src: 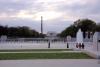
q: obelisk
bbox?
[41,16,43,37]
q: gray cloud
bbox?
[0,0,100,33]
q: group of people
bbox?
[76,43,85,49]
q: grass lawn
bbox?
[0,49,72,52]
[0,53,93,60]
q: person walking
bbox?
[82,43,84,49]
[67,43,69,48]
[48,41,50,48]
[76,43,78,48]
[79,43,81,49]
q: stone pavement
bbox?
[0,51,82,53]
[0,59,100,67]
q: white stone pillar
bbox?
[93,32,99,51]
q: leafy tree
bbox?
[74,19,96,38]
[7,27,19,37]
[60,25,78,37]
[60,19,96,38]
[0,25,4,36]
[0,25,40,38]
[0,25,8,36]
[96,23,100,32]
[74,19,96,32]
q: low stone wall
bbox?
[83,48,100,59]
[98,43,100,51]
[84,51,97,59]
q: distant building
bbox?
[45,31,58,39]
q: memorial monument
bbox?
[0,35,7,42]
[93,32,100,51]
[76,29,83,44]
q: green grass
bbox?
[0,49,72,52]
[0,53,93,60]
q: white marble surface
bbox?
[76,29,83,43]
[0,42,93,49]
[0,41,78,49]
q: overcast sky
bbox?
[0,0,100,33]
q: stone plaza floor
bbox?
[0,59,100,67]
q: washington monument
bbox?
[41,16,43,36]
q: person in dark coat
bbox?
[82,43,84,49]
[76,43,78,48]
[67,43,69,48]
[79,43,81,49]
[48,41,50,48]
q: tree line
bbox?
[59,19,100,38]
[0,26,40,38]
[0,19,100,38]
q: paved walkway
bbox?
[0,51,82,53]
[0,59,100,67]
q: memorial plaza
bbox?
[0,29,100,67]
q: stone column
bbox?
[93,32,99,51]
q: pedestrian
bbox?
[82,43,84,49]
[79,43,81,49]
[48,41,50,48]
[67,43,69,48]
[76,43,78,48]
